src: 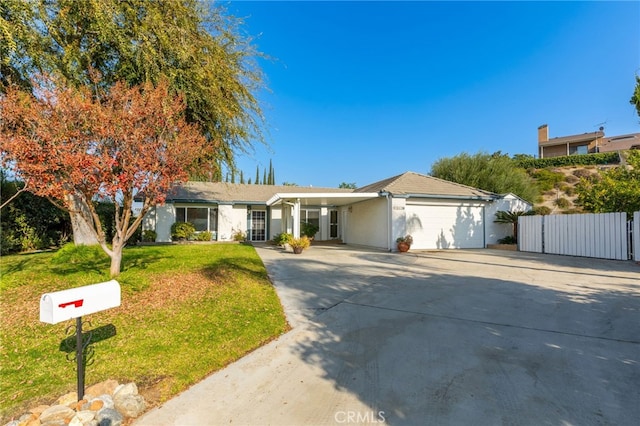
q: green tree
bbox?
[255,165,260,185]
[339,182,357,189]
[268,159,275,185]
[2,0,266,243]
[575,151,640,216]
[430,151,538,203]
[631,75,640,119]
[3,1,265,161]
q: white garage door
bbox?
[405,204,485,249]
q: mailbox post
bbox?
[40,280,121,399]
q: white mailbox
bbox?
[40,280,121,324]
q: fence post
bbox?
[634,212,640,262]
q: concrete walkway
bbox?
[135,245,640,425]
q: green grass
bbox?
[0,243,289,420]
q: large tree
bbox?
[631,75,640,119]
[1,0,265,242]
[0,77,206,276]
[430,152,539,203]
[576,151,640,216]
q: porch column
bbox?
[292,198,301,238]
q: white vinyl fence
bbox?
[635,212,640,262]
[519,212,636,261]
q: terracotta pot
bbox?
[293,247,304,254]
[397,242,410,252]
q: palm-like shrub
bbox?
[493,210,533,243]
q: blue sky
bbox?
[226,1,640,188]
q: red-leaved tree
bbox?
[0,76,207,276]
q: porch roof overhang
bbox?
[266,192,380,207]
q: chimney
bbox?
[538,124,548,142]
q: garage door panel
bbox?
[406,205,484,249]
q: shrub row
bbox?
[514,152,620,169]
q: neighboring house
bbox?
[537,124,640,158]
[598,133,640,153]
[142,171,531,251]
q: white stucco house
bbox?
[141,171,531,251]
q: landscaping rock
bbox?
[40,421,65,426]
[114,394,146,419]
[70,410,95,425]
[3,380,146,426]
[16,413,40,426]
[113,383,137,399]
[56,392,77,406]
[85,380,118,399]
[91,395,114,410]
[87,400,104,412]
[38,405,74,424]
[95,408,123,426]
[29,406,49,417]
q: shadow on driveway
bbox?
[135,245,640,425]
[259,245,640,424]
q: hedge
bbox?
[514,152,620,169]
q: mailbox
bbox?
[40,280,121,324]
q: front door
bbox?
[250,210,266,241]
[329,210,339,239]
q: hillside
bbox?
[530,164,620,214]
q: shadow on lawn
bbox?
[48,246,166,278]
[199,253,270,283]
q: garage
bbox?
[405,203,485,249]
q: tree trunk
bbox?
[68,195,99,245]
[109,245,123,278]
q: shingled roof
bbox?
[166,182,353,204]
[355,171,496,199]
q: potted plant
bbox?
[396,235,413,252]
[289,236,311,254]
[301,222,319,239]
[272,232,293,248]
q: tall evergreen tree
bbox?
[255,166,260,184]
[268,159,274,185]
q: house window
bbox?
[569,145,588,155]
[175,207,218,233]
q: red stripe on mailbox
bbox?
[59,299,84,308]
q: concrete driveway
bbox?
[135,245,640,425]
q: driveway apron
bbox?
[135,244,640,425]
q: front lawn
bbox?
[0,243,289,421]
